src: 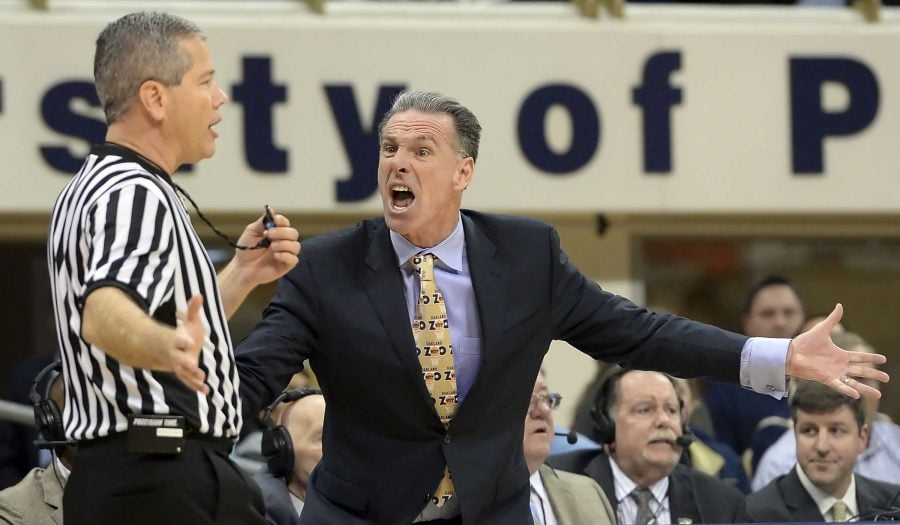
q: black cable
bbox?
[854,506,900,521]
[170,182,268,251]
[103,141,271,251]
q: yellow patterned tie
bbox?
[410,253,457,507]
[831,501,848,522]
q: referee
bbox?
[47,12,300,524]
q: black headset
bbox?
[28,360,70,451]
[590,366,691,447]
[260,387,323,480]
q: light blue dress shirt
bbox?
[390,218,482,403]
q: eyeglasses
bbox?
[530,392,562,410]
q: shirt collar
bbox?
[289,491,305,516]
[861,419,885,459]
[54,455,70,482]
[530,470,547,495]
[389,215,465,272]
[96,142,170,179]
[795,463,858,520]
[610,456,669,506]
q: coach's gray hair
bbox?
[378,91,482,162]
[94,12,203,124]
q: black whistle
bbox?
[260,205,275,248]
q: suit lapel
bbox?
[42,462,64,524]
[458,213,505,407]
[781,469,826,522]
[853,476,897,520]
[586,455,619,515]
[539,464,578,524]
[361,222,438,416]
[856,477,877,519]
[668,466,700,524]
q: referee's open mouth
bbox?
[209,118,221,138]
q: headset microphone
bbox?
[34,439,77,449]
[554,430,579,445]
[675,433,695,448]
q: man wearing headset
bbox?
[0,362,75,524]
[255,388,326,525]
[549,366,747,524]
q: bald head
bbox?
[281,394,326,500]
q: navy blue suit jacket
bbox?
[254,466,301,525]
[236,211,748,524]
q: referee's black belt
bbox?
[77,428,235,456]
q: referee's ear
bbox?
[137,80,167,123]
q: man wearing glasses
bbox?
[525,370,614,525]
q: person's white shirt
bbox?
[610,458,671,525]
[795,464,859,522]
[54,455,70,483]
[289,492,304,517]
[530,470,559,525]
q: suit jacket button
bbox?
[443,433,452,445]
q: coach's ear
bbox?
[454,156,474,192]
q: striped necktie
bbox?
[631,487,655,525]
[411,253,457,507]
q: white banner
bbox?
[1,4,899,213]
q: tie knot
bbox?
[631,487,653,506]
[631,487,655,525]
[410,253,436,281]
[831,501,848,522]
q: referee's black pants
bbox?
[63,432,266,525]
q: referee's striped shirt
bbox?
[47,143,242,440]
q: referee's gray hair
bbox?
[377,91,482,162]
[94,12,204,124]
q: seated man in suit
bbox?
[526,370,614,525]
[549,367,747,524]
[747,380,900,522]
[254,388,326,525]
[0,361,75,525]
[753,331,900,491]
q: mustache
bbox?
[648,430,678,444]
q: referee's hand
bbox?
[173,295,209,394]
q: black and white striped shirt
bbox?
[47,143,241,440]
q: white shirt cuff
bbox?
[740,337,791,399]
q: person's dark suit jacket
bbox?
[254,466,301,525]
[236,211,748,524]
[548,449,747,524]
[746,467,900,522]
